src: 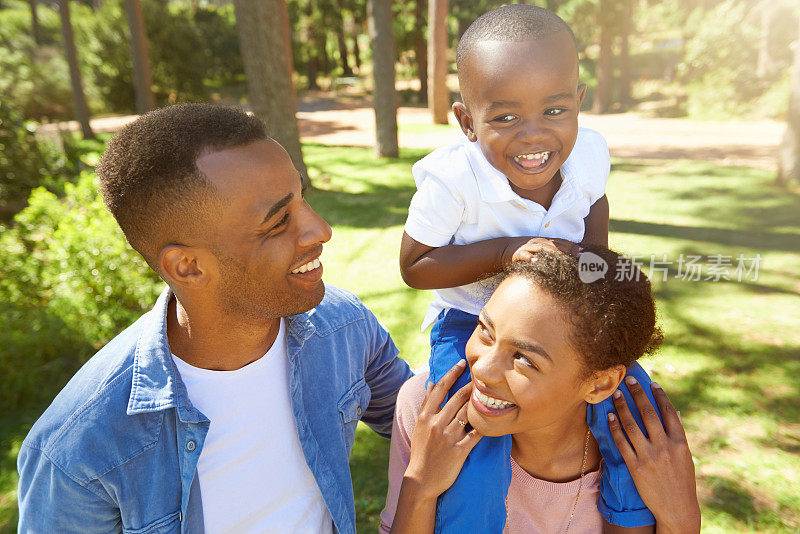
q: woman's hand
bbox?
[510,237,580,263]
[404,360,483,500]
[608,379,701,534]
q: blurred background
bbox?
[1,0,799,532]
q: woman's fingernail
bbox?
[613,390,622,399]
[608,413,616,422]
[626,376,637,385]
[457,359,467,367]
[652,382,661,389]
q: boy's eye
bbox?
[545,108,566,117]
[492,114,517,123]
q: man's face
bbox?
[457,33,585,201]
[196,139,332,322]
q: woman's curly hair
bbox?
[505,246,663,376]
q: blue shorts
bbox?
[428,309,658,532]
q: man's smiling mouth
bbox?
[290,257,321,274]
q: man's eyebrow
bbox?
[542,93,575,104]
[261,192,293,225]
[486,100,521,113]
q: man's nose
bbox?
[299,202,332,247]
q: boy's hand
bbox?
[607,380,701,534]
[508,237,580,263]
[403,361,483,501]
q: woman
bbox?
[381,247,701,533]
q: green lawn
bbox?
[1,143,799,532]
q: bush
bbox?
[0,173,162,411]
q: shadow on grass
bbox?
[349,426,391,532]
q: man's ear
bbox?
[576,83,587,110]
[584,364,626,405]
[159,245,215,290]
[452,101,477,142]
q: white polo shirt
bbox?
[405,127,610,330]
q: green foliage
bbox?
[0,173,162,412]
[0,102,82,215]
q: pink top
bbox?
[380,373,603,533]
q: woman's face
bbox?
[465,275,592,437]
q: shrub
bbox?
[0,173,162,411]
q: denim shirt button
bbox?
[186,440,196,452]
[356,407,362,416]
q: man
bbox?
[17,103,413,533]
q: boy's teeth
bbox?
[515,151,550,164]
[291,258,321,274]
[474,389,516,410]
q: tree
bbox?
[29,0,40,46]
[58,0,94,139]
[233,0,308,182]
[592,0,614,114]
[428,0,448,124]
[125,0,155,113]
[414,0,428,104]
[333,0,354,77]
[618,0,633,107]
[778,16,800,186]
[367,0,398,157]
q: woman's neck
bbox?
[510,401,601,483]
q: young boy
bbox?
[400,5,660,532]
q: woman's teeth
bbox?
[291,258,321,274]
[474,389,516,410]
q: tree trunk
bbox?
[367,0,398,157]
[333,0,353,77]
[125,0,155,113]
[778,16,800,186]
[618,0,632,107]
[756,1,776,80]
[304,0,320,90]
[233,0,308,183]
[592,0,614,114]
[29,0,40,45]
[428,0,448,124]
[58,0,94,139]
[414,0,427,104]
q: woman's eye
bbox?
[515,353,538,370]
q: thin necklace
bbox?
[505,427,591,534]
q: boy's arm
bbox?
[399,232,530,290]
[583,194,610,247]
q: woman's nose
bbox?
[470,348,506,386]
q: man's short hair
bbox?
[96,103,267,266]
[455,4,576,71]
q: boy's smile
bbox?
[453,32,585,208]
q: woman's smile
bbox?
[471,386,517,416]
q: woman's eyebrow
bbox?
[479,311,495,330]
[511,340,552,362]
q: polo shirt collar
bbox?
[463,139,519,204]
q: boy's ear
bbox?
[576,83,587,109]
[583,364,625,405]
[452,102,477,142]
[159,245,216,290]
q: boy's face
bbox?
[454,33,585,202]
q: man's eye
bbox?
[545,108,566,117]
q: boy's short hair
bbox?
[455,4,576,71]
[96,103,267,266]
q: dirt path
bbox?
[40,97,784,170]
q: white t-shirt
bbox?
[404,128,610,329]
[171,319,334,534]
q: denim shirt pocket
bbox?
[337,378,372,452]
[123,510,181,534]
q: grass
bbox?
[1,143,799,532]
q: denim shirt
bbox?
[18,285,413,534]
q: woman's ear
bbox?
[584,364,626,404]
[452,101,477,142]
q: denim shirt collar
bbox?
[126,286,317,422]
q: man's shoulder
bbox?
[20,312,160,482]
[305,284,374,335]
